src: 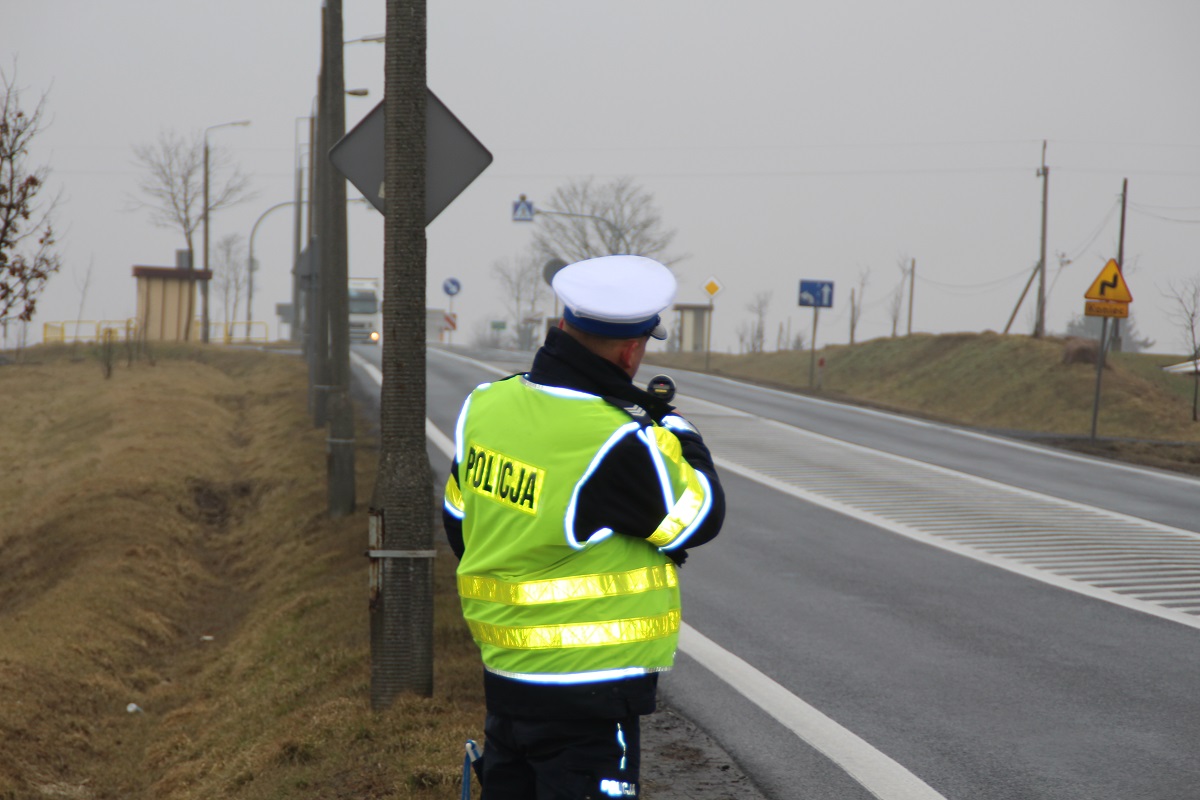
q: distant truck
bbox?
[348,277,382,344]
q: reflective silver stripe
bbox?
[564,422,642,550]
[483,664,671,684]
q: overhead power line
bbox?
[1130,204,1200,224]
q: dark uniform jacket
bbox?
[443,326,726,720]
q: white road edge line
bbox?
[358,349,948,800]
[680,623,946,800]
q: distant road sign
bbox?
[542,258,568,286]
[512,195,536,222]
[491,320,507,331]
[443,277,461,296]
[329,91,493,224]
[799,280,834,308]
[703,277,724,299]
[1084,259,1133,303]
[443,312,457,330]
[1085,300,1130,318]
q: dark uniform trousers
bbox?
[481,713,641,799]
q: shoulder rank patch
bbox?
[603,395,653,426]
[463,442,545,515]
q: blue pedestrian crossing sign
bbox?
[512,194,536,222]
[799,280,834,308]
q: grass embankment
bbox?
[0,345,479,800]
[648,332,1200,475]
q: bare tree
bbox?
[1164,276,1200,422]
[744,291,770,353]
[211,233,247,333]
[492,248,549,350]
[531,176,679,265]
[849,266,870,345]
[129,128,252,338]
[0,65,61,325]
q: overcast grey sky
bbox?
[4,0,1199,354]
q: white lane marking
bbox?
[351,351,459,459]
[426,417,456,461]
[352,352,384,384]
[691,369,1200,487]
[403,347,945,800]
[681,624,946,800]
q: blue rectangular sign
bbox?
[799,280,834,308]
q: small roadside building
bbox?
[672,303,712,353]
[132,264,212,342]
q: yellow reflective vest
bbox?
[444,376,714,684]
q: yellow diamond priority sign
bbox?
[703,277,724,299]
[1084,259,1133,303]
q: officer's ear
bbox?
[615,337,648,377]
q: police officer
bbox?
[443,255,725,800]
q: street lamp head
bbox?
[206,119,252,137]
[346,88,369,97]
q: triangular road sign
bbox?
[1084,259,1132,303]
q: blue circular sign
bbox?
[443,278,461,296]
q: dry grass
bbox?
[647,332,1200,474]
[0,344,483,800]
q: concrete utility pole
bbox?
[311,51,331,427]
[1034,140,1050,338]
[372,0,434,708]
[320,0,355,517]
[291,117,308,343]
[1110,178,1129,352]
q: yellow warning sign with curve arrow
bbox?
[1084,259,1132,303]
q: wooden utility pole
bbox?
[1034,140,1049,338]
[906,257,915,336]
[1110,178,1129,352]
[849,287,856,345]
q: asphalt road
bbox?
[352,343,1200,800]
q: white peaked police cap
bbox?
[552,255,676,340]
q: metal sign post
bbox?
[442,277,461,345]
[702,278,723,372]
[799,280,834,390]
[1084,259,1132,439]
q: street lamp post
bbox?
[203,119,250,343]
[248,201,294,342]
